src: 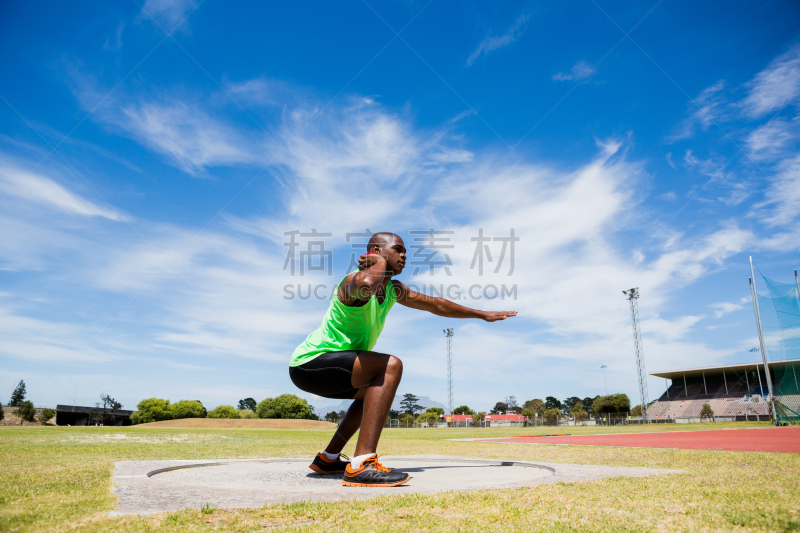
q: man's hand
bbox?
[481,310,518,322]
[358,253,387,271]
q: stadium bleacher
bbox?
[647,362,783,419]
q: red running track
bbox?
[480,428,800,453]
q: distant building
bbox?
[445,413,528,427]
[648,358,800,422]
[56,405,134,426]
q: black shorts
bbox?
[289,351,360,400]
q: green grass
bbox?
[1,422,798,532]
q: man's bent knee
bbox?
[386,356,403,378]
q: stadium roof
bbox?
[649,358,800,380]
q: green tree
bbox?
[505,396,519,411]
[523,399,546,415]
[15,400,36,424]
[631,404,643,417]
[238,398,257,412]
[424,407,444,416]
[471,412,486,426]
[569,401,588,421]
[418,411,439,427]
[130,398,172,425]
[325,411,341,423]
[9,380,26,407]
[543,407,562,425]
[170,400,206,419]
[91,394,123,425]
[100,394,122,410]
[700,403,715,421]
[490,402,508,414]
[399,393,424,416]
[0,400,4,422]
[388,409,401,419]
[545,396,562,411]
[207,405,241,419]
[591,394,631,415]
[39,408,55,425]
[582,396,600,415]
[399,413,414,426]
[453,405,475,415]
[256,394,313,419]
[563,396,582,415]
[239,409,257,419]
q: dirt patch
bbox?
[135,418,336,429]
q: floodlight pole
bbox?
[444,328,454,415]
[623,288,649,421]
[748,257,778,424]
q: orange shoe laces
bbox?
[368,454,391,473]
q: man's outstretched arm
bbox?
[392,280,517,322]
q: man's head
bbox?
[367,232,406,275]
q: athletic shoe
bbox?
[341,454,410,487]
[309,452,350,475]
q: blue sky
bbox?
[2,0,800,413]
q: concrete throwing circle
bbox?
[112,455,681,514]
[150,457,553,492]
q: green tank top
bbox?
[290,274,397,367]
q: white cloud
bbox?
[552,60,595,82]
[102,23,124,51]
[742,43,800,119]
[0,161,120,220]
[683,150,751,206]
[758,152,800,226]
[660,191,677,201]
[466,15,528,67]
[223,78,296,107]
[710,301,743,318]
[117,100,264,174]
[68,70,270,175]
[670,81,727,140]
[139,0,197,32]
[746,114,800,160]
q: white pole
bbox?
[749,257,778,424]
[745,365,750,393]
[795,269,800,307]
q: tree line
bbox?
[323,393,446,427]
[453,394,633,424]
[0,380,55,425]
[130,394,319,424]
